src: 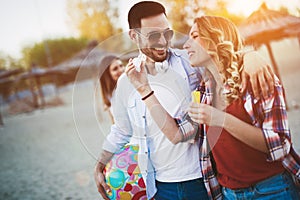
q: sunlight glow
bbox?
[227,0,262,17]
[227,0,300,17]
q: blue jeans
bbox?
[154,178,209,200]
[222,171,300,200]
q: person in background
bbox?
[99,55,124,122]
[184,15,300,199]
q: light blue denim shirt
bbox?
[102,48,201,199]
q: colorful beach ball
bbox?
[104,145,146,200]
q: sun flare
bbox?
[227,0,262,17]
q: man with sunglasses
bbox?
[136,29,174,45]
[94,1,275,199]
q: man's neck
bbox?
[144,51,169,76]
[145,61,157,75]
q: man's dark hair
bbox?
[128,1,166,29]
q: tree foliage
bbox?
[66,0,121,42]
[161,0,245,34]
[21,37,88,69]
[0,52,24,70]
[162,0,192,35]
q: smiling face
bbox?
[185,16,245,105]
[137,13,172,62]
[109,59,124,82]
[183,23,211,67]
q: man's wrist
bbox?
[96,160,106,171]
[141,90,154,101]
[98,150,114,166]
[138,85,152,96]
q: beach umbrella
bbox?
[238,3,300,81]
[0,68,23,79]
[17,67,50,108]
[16,67,70,108]
[0,69,24,100]
[52,40,104,70]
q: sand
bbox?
[0,37,300,200]
[0,80,112,199]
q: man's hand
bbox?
[242,51,275,99]
[94,161,110,200]
[94,150,114,200]
[126,58,152,96]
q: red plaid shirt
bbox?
[197,76,300,199]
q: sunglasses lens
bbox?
[149,32,162,42]
[164,30,174,41]
[148,30,174,42]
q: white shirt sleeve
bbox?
[102,75,133,153]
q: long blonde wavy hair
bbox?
[194,16,244,104]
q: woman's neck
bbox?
[203,59,228,109]
[203,59,223,88]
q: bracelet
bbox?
[141,90,154,101]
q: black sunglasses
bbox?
[136,29,174,43]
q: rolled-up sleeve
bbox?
[260,80,291,161]
[103,124,132,153]
[175,113,199,142]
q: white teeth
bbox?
[154,48,165,51]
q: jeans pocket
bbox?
[254,173,289,195]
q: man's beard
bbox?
[140,43,169,62]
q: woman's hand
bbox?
[125,58,151,96]
[188,102,226,127]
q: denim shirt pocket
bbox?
[127,95,146,135]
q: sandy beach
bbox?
[0,37,300,200]
[0,81,111,199]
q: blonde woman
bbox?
[184,16,300,199]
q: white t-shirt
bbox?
[146,68,201,182]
